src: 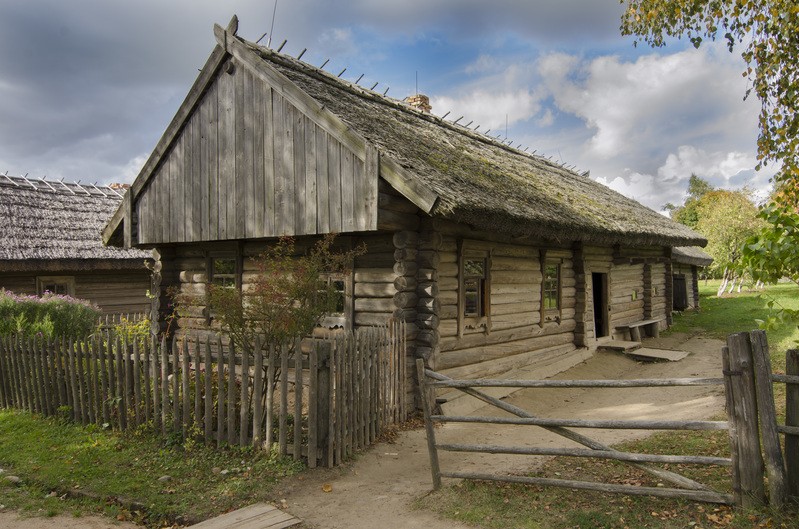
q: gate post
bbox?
[316,341,332,468]
[786,349,799,499]
[750,331,787,507]
[724,332,766,508]
[416,358,441,490]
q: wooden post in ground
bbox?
[416,358,441,490]
[315,341,332,468]
[749,330,787,507]
[725,332,766,507]
[786,349,799,499]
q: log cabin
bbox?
[671,246,713,311]
[103,18,707,409]
[0,174,152,314]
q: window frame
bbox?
[36,276,75,297]
[540,253,562,324]
[205,248,243,324]
[317,271,353,331]
[458,241,492,337]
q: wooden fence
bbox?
[417,330,799,508]
[0,320,407,467]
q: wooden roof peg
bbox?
[370,81,378,90]
[256,32,268,44]
[441,111,450,119]
[485,129,491,135]
[39,177,57,192]
[2,173,19,186]
[337,67,347,77]
[21,174,36,190]
[276,39,287,52]
[355,73,364,84]
[473,125,480,131]
[75,180,91,196]
[383,87,389,96]
[58,178,76,195]
[91,183,108,197]
[320,58,330,69]
[465,120,473,128]
[296,48,307,60]
[226,15,239,35]
[453,116,463,124]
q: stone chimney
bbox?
[404,94,432,113]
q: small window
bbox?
[37,276,75,297]
[319,274,349,329]
[211,258,236,288]
[463,259,486,317]
[543,263,560,311]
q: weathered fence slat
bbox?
[0,322,405,468]
[416,359,441,490]
[787,349,799,499]
[433,415,728,431]
[725,332,766,508]
[750,330,787,507]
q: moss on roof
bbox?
[250,41,705,248]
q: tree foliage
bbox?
[621,0,799,202]
[0,290,101,339]
[695,189,765,277]
[666,174,713,228]
[740,203,799,286]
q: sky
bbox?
[0,0,776,213]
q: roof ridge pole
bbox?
[91,182,109,197]
[75,180,91,196]
[39,176,57,192]
[2,173,19,186]
[21,173,37,190]
[58,178,76,195]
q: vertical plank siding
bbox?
[136,58,377,245]
[0,321,406,467]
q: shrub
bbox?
[0,289,101,339]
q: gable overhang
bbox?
[104,16,438,248]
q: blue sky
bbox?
[0,0,774,213]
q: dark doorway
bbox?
[673,274,688,311]
[592,272,608,338]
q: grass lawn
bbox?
[416,280,799,529]
[0,413,303,527]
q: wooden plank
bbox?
[279,343,289,456]
[263,87,276,235]
[308,343,318,467]
[304,115,317,234]
[340,148,355,232]
[417,359,442,489]
[143,336,151,423]
[787,349,799,499]
[227,341,236,444]
[174,133,186,243]
[152,337,161,432]
[217,339,226,446]
[750,331,787,507]
[240,343,250,447]
[218,61,235,240]
[206,81,219,239]
[186,502,301,529]
[133,339,142,426]
[253,339,264,448]
[204,340,213,442]
[328,139,342,232]
[182,339,191,439]
[194,337,202,433]
[293,339,302,459]
[161,337,169,435]
[252,75,265,238]
[293,106,307,235]
[316,128,329,233]
[173,339,181,431]
[725,332,766,507]
[235,66,248,239]
[185,113,197,242]
[265,345,276,453]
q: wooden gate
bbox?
[417,330,798,508]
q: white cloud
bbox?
[431,89,542,131]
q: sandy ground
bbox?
[0,332,726,529]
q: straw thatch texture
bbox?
[251,43,705,248]
[672,246,713,267]
[0,176,150,271]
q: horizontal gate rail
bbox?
[437,443,732,466]
[429,377,725,389]
[433,415,729,431]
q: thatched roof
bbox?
[672,246,713,267]
[0,175,151,271]
[247,42,706,248]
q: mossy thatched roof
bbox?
[0,176,151,271]
[673,246,713,267]
[250,42,705,248]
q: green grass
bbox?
[0,412,303,526]
[417,280,799,529]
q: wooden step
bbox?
[625,347,689,362]
[596,340,642,353]
[188,503,301,529]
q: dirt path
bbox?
[275,333,726,529]
[0,333,725,529]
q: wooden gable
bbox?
[135,54,378,246]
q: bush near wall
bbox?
[0,289,101,339]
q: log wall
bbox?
[0,271,151,314]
